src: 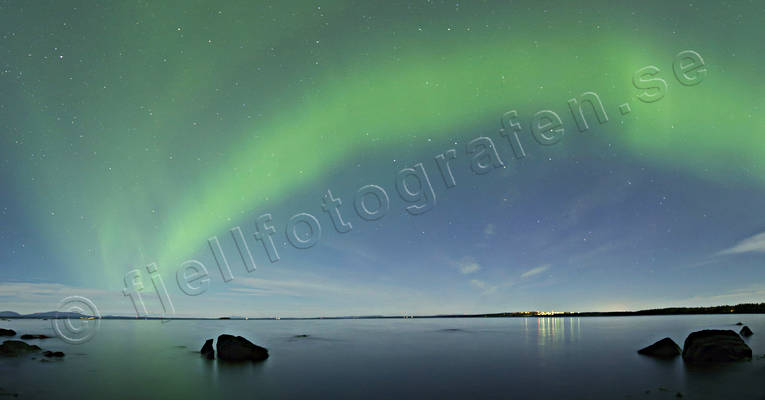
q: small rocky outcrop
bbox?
[740,326,753,337]
[43,350,65,358]
[682,330,752,362]
[0,329,15,337]
[216,334,268,362]
[638,337,681,358]
[201,339,214,360]
[0,340,41,356]
[20,334,50,340]
[735,322,743,326]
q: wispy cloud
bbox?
[459,263,481,275]
[0,282,111,299]
[520,264,550,278]
[470,279,486,289]
[674,284,765,306]
[483,224,495,237]
[453,257,481,275]
[469,279,498,295]
[718,232,765,255]
[232,277,363,297]
[0,282,124,315]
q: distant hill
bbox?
[23,311,88,319]
[0,311,21,317]
[0,311,87,319]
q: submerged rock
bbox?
[0,329,15,337]
[216,334,268,362]
[43,350,65,358]
[201,338,214,360]
[293,334,310,338]
[20,334,50,340]
[740,326,753,337]
[637,337,681,358]
[0,340,41,356]
[682,330,752,362]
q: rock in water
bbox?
[740,326,753,337]
[0,340,41,356]
[735,322,743,326]
[20,334,50,340]
[42,351,65,358]
[0,329,15,337]
[637,337,681,358]
[216,334,268,362]
[682,330,752,362]
[201,338,214,359]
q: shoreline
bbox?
[2,310,764,321]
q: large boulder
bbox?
[0,340,41,356]
[740,326,753,337]
[216,334,268,362]
[200,338,214,359]
[638,337,681,358]
[682,330,752,362]
[0,329,15,337]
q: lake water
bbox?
[0,315,763,399]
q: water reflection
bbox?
[529,317,582,349]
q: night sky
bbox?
[1,1,764,317]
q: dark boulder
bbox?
[0,329,15,337]
[20,334,50,340]
[43,350,65,358]
[216,334,268,362]
[740,326,753,337]
[682,330,752,362]
[200,338,214,359]
[735,322,743,326]
[0,340,41,356]
[638,337,681,358]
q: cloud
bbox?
[521,264,550,278]
[469,279,498,295]
[453,257,481,275]
[718,232,765,255]
[483,224,495,237]
[0,282,112,299]
[673,284,765,306]
[233,277,362,297]
[0,281,130,315]
[470,279,487,289]
[459,263,481,275]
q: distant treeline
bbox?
[575,302,765,317]
[430,303,765,318]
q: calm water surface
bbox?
[0,315,763,399]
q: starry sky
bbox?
[1,1,764,317]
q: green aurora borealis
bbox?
[1,1,764,314]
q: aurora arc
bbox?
[2,1,763,291]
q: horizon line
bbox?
[3,302,763,320]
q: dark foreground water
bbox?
[0,315,763,399]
